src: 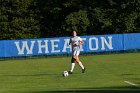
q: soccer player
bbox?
[68,31,85,74]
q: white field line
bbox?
[124,81,139,88]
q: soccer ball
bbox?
[63,71,69,77]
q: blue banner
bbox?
[123,33,140,50]
[0,33,140,57]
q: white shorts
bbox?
[72,50,80,56]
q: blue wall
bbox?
[0,33,140,57]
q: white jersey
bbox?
[69,36,82,52]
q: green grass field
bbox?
[0,53,140,93]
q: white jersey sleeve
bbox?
[78,37,82,41]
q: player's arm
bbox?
[79,40,84,45]
[75,37,84,46]
[69,38,72,45]
[75,40,84,46]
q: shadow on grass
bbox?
[22,86,140,93]
[3,73,61,77]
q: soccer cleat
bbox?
[82,68,86,73]
[68,71,73,74]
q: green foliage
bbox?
[64,10,90,35]
[114,0,140,33]
[94,8,116,29]
[88,0,140,34]
[0,0,140,39]
[0,0,40,40]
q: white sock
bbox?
[78,62,84,69]
[70,63,75,72]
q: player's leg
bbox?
[74,51,85,73]
[69,51,77,74]
[76,56,85,73]
[69,57,76,74]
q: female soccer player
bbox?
[69,31,85,74]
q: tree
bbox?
[63,10,90,36]
[87,0,140,34]
[0,0,40,40]
[0,0,140,40]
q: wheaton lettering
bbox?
[14,36,113,55]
